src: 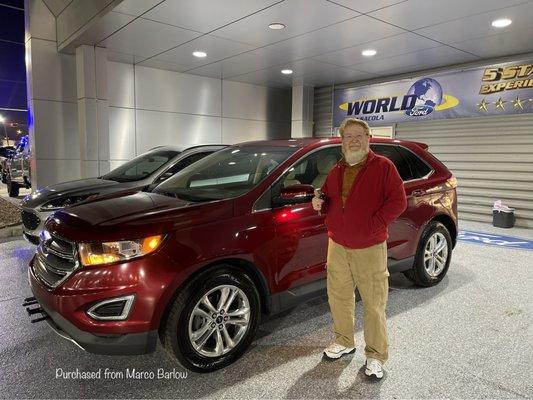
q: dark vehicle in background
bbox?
[21,144,226,244]
[27,137,458,373]
[6,135,31,196]
[0,145,15,183]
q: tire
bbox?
[160,266,261,373]
[403,221,452,287]
[7,176,19,197]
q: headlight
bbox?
[78,235,165,267]
[40,194,98,211]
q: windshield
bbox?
[0,147,15,158]
[102,150,180,182]
[153,145,298,202]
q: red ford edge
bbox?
[27,137,458,372]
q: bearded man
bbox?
[312,118,407,379]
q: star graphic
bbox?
[477,98,489,112]
[494,98,506,111]
[511,97,524,110]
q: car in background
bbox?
[27,137,457,372]
[20,144,226,244]
[0,145,15,183]
[6,135,31,196]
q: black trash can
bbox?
[492,209,515,228]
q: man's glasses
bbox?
[343,135,366,142]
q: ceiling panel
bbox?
[66,11,135,51]
[143,0,281,33]
[369,0,528,30]
[107,50,136,64]
[226,72,288,88]
[100,17,202,61]
[355,46,479,75]
[235,59,345,80]
[257,15,404,63]
[42,0,71,17]
[415,2,533,45]
[291,66,373,86]
[311,32,440,67]
[326,0,408,14]
[450,25,533,58]
[100,0,533,88]
[228,61,371,87]
[185,47,291,78]
[213,0,360,46]
[144,34,255,71]
[112,0,163,16]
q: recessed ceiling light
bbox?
[362,49,377,57]
[491,18,512,28]
[281,69,293,75]
[192,51,207,58]
[269,23,286,30]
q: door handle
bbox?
[412,189,426,196]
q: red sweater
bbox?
[321,150,407,249]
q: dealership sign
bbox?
[333,61,533,126]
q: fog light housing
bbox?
[87,295,135,321]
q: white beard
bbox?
[344,149,368,165]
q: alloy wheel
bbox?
[188,284,250,358]
[423,232,448,277]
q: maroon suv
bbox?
[27,137,457,372]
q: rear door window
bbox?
[371,144,413,181]
[396,146,432,179]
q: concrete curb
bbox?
[0,223,23,239]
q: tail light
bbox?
[446,175,457,188]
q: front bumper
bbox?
[28,266,158,355]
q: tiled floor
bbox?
[0,220,531,399]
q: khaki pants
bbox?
[326,238,389,363]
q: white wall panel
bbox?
[135,110,221,153]
[109,160,128,171]
[135,66,221,115]
[109,107,135,160]
[27,39,77,102]
[107,61,134,108]
[222,80,291,122]
[222,118,290,144]
[81,160,100,178]
[26,0,56,42]
[78,97,98,160]
[31,100,79,160]
[35,159,82,188]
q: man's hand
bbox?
[312,188,325,213]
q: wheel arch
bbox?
[430,214,457,248]
[157,257,271,334]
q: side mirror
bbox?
[156,171,174,182]
[273,184,315,206]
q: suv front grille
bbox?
[21,210,40,230]
[32,232,79,289]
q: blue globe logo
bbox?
[406,78,443,108]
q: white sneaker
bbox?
[365,358,384,379]
[323,343,356,359]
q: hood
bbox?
[45,191,234,243]
[21,178,132,208]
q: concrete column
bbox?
[76,45,109,177]
[25,0,79,188]
[291,85,314,138]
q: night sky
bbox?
[0,0,26,142]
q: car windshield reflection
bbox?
[153,146,298,202]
